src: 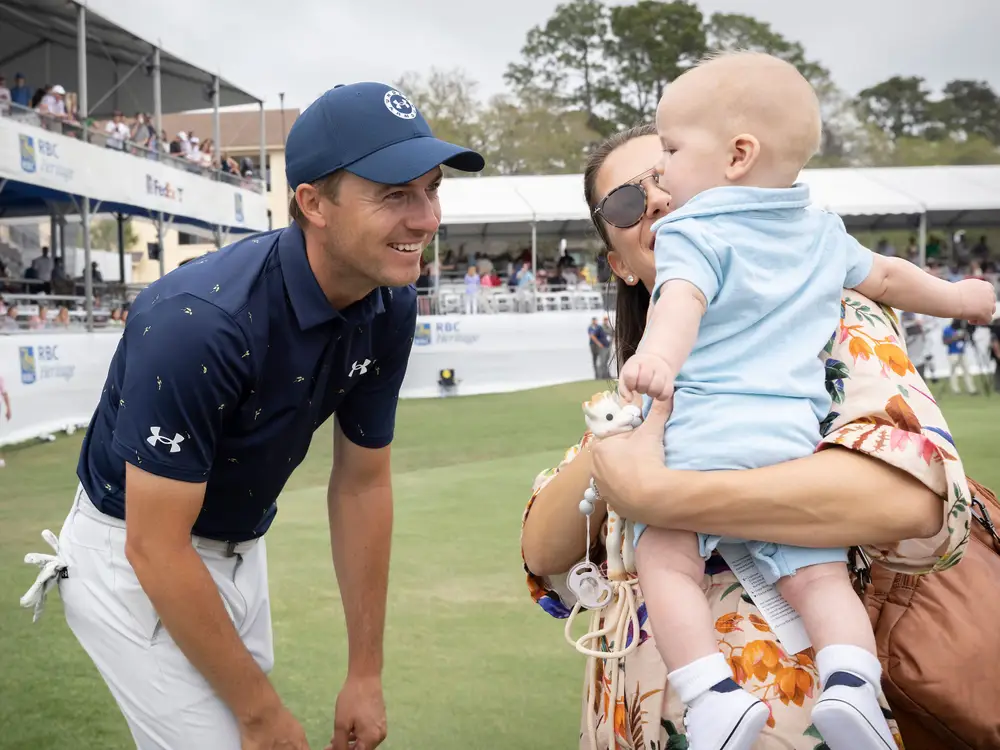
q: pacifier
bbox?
[566,561,613,609]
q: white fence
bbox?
[0,313,995,446]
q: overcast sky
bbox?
[87,0,1000,113]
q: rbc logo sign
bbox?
[413,321,431,346]
[19,346,36,384]
[19,134,36,173]
[435,321,460,334]
[36,345,60,361]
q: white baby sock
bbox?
[672,653,768,750]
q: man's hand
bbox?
[956,278,997,325]
[240,704,311,750]
[326,674,387,750]
[4,404,10,421]
[591,396,673,520]
[618,351,676,403]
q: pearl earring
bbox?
[627,275,635,284]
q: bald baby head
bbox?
[654,51,822,204]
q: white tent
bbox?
[437,164,1000,270]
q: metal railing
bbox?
[1,101,264,194]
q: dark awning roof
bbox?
[0,0,262,119]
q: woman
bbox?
[520,125,971,750]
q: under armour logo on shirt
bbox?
[146,426,185,453]
[349,359,371,377]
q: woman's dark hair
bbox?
[583,123,657,373]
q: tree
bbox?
[600,0,706,126]
[479,91,602,175]
[704,13,830,90]
[393,68,484,157]
[856,76,936,141]
[503,0,610,132]
[90,218,138,252]
[937,79,1000,144]
[876,134,1000,167]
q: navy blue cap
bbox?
[285,82,485,188]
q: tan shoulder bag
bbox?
[854,477,1000,750]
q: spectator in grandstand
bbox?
[130,112,152,152]
[2,305,19,330]
[104,110,130,150]
[169,132,183,156]
[520,123,966,750]
[0,75,10,114]
[10,72,30,108]
[30,246,53,292]
[463,264,480,314]
[942,319,979,394]
[29,85,48,111]
[39,84,68,119]
[24,81,483,750]
[49,306,71,329]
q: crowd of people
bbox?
[0,72,254,180]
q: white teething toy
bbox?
[564,390,644,750]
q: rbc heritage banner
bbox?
[0,332,122,446]
[1,314,993,445]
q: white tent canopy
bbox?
[437,165,1000,239]
[0,0,262,117]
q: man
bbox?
[10,72,30,108]
[21,82,484,749]
[942,318,978,395]
[587,317,610,379]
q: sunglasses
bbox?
[592,167,660,229]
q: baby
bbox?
[617,52,995,750]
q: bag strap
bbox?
[968,477,1000,551]
[850,474,1000,589]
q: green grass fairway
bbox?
[2,382,998,749]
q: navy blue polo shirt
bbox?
[77,224,417,542]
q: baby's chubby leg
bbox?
[776,561,875,655]
[777,563,895,750]
[636,529,768,750]
[634,527,715,669]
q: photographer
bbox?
[942,318,978,395]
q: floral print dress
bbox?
[520,292,972,750]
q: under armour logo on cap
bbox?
[383,90,416,120]
[146,426,185,453]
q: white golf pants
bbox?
[57,486,273,749]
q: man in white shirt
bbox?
[105,111,130,150]
[40,85,67,117]
[31,246,53,285]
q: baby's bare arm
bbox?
[642,280,708,373]
[854,254,966,318]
